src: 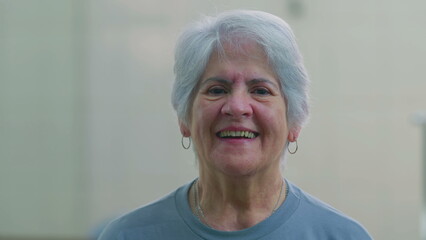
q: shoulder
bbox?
[287,181,372,239]
[97,185,186,240]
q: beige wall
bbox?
[285,1,425,239]
[1,0,425,239]
[0,0,88,238]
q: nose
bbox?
[221,90,253,118]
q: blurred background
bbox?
[1,0,425,239]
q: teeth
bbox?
[219,130,256,139]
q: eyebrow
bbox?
[202,77,280,89]
[201,77,230,85]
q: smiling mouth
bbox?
[216,130,259,139]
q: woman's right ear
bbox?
[179,121,191,137]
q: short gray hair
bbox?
[172,10,310,129]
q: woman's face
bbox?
[181,42,294,177]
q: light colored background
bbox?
[1,0,425,239]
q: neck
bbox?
[190,170,286,231]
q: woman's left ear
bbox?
[179,121,191,137]
[287,126,301,142]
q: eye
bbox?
[252,87,271,95]
[207,86,228,95]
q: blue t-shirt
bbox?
[98,179,372,239]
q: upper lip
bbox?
[217,126,258,133]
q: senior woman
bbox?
[99,10,372,239]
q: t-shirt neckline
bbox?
[175,178,300,240]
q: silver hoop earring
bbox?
[181,136,191,149]
[288,140,298,154]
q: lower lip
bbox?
[217,137,257,144]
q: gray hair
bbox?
[172,10,310,129]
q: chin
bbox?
[213,156,265,177]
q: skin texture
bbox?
[180,41,300,231]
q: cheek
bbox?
[194,100,221,120]
[191,100,220,135]
[256,105,288,134]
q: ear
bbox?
[179,121,191,137]
[287,126,301,142]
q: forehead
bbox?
[202,39,277,83]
